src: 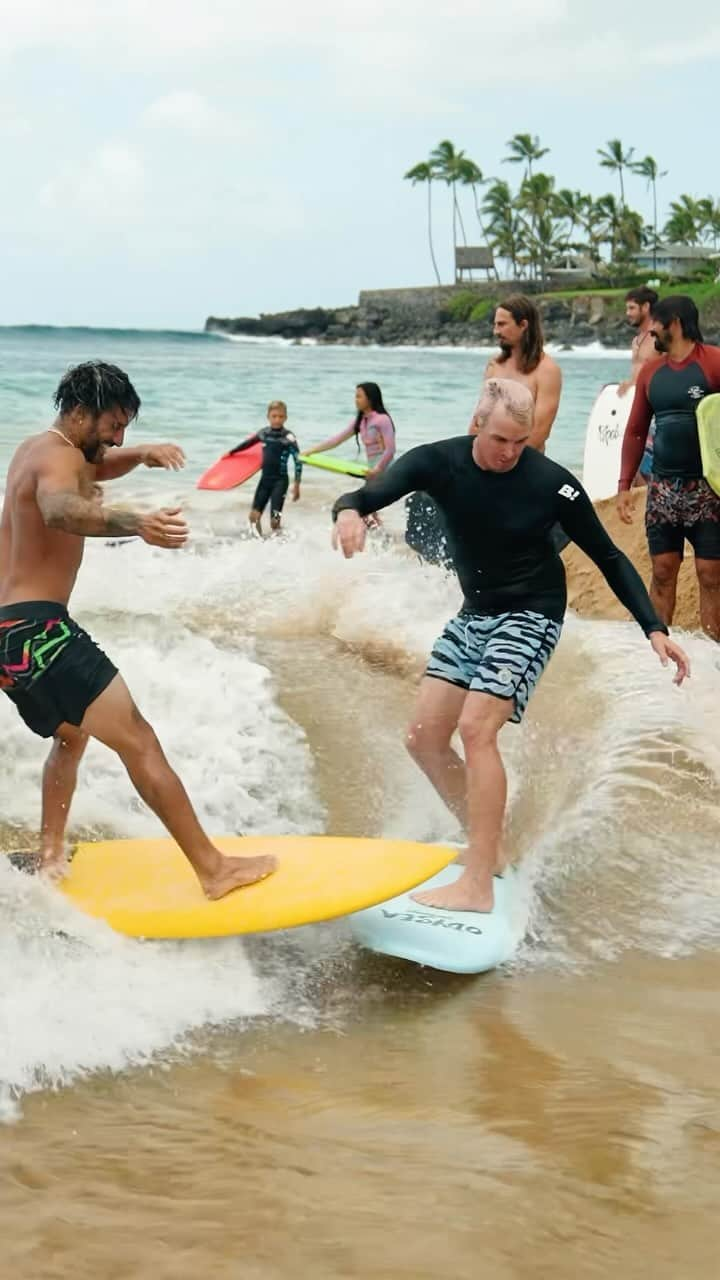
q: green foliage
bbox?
[403,133,720,288]
[469,299,492,323]
[684,265,718,284]
[439,293,495,326]
[664,281,720,306]
[540,282,720,315]
[442,280,720,337]
[597,138,635,206]
[444,290,484,322]
[404,162,433,184]
[503,133,550,178]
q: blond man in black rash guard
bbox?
[333,380,689,915]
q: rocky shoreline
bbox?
[205,285,720,350]
[205,289,619,349]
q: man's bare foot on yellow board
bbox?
[200,853,277,900]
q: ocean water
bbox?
[0,327,718,1279]
[0,324,628,476]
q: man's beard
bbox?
[81,439,105,463]
[653,334,669,353]
[497,339,513,355]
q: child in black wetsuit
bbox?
[230,400,302,534]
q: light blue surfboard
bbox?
[349,864,521,974]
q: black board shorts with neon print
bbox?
[0,602,117,738]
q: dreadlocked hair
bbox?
[53,361,141,421]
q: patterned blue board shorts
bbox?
[426,609,562,724]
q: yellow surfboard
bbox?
[698,393,720,496]
[55,835,455,939]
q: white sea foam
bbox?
[0,858,269,1108]
[210,331,293,346]
[547,340,629,360]
[203,331,629,359]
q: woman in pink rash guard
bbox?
[304,382,396,476]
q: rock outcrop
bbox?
[205,285,720,349]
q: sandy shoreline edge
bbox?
[563,488,701,631]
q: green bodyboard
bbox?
[300,454,369,479]
[698,393,720,496]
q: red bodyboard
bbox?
[197,444,263,491]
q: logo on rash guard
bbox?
[558,484,579,501]
[687,386,705,400]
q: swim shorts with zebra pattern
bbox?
[425,609,562,724]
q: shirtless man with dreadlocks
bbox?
[0,359,277,892]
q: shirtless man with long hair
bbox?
[480,294,563,450]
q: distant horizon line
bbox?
[0,322,209,334]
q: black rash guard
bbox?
[620,343,720,487]
[333,436,666,636]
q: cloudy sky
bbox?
[2,0,719,328]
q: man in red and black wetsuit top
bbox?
[617,294,720,640]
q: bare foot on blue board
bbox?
[454,846,508,875]
[200,853,277,901]
[411,869,495,913]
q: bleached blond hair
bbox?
[471,378,534,432]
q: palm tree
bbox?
[526,213,565,286]
[516,172,556,221]
[706,200,720,251]
[515,212,566,288]
[664,194,702,245]
[631,154,667,272]
[503,136,550,270]
[517,172,556,280]
[696,197,716,245]
[429,139,468,254]
[552,188,586,256]
[615,207,645,262]
[457,157,500,279]
[593,193,621,262]
[597,138,635,207]
[404,161,442,285]
[503,133,549,180]
[482,179,522,277]
[574,193,603,263]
